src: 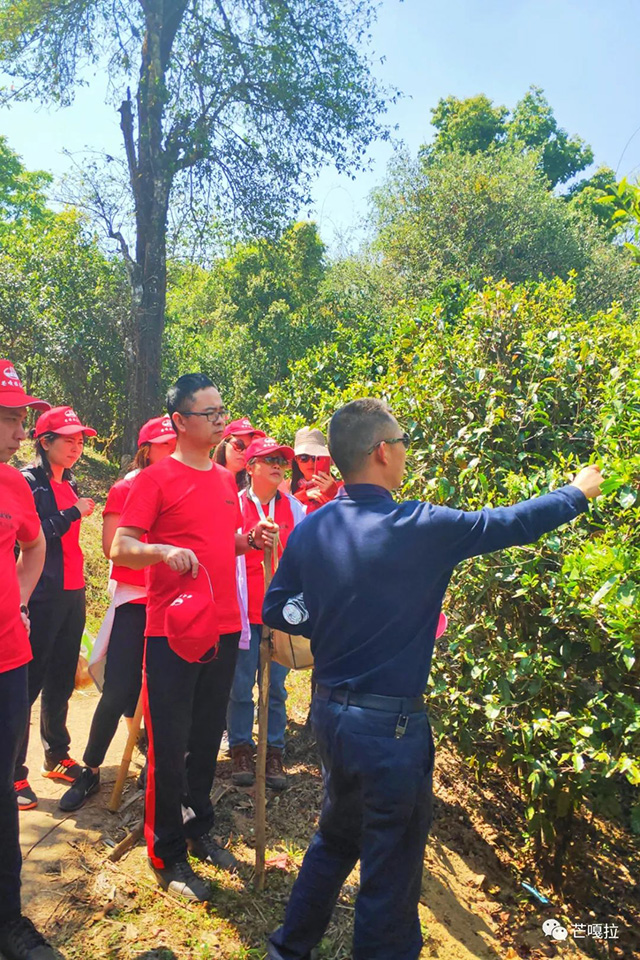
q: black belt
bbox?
[315,685,424,715]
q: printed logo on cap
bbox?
[1,364,22,388]
[65,409,82,424]
[161,417,172,431]
[262,437,277,448]
[238,418,252,430]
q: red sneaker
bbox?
[41,757,83,782]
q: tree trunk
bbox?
[121,214,168,456]
[119,0,172,458]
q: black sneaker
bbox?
[0,914,58,959]
[41,757,83,783]
[58,767,100,812]
[187,833,239,872]
[14,780,38,811]
[148,858,211,902]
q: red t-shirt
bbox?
[51,479,85,590]
[103,475,146,596]
[119,457,243,636]
[0,463,41,673]
[242,491,296,624]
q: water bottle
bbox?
[283,593,309,626]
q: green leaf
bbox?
[590,575,618,606]
[617,582,638,608]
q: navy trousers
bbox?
[268,692,434,960]
[0,664,29,923]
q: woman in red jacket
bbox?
[59,416,176,811]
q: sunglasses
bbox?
[296,454,318,463]
[260,455,289,466]
[227,437,249,452]
[366,432,411,455]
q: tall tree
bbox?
[0,0,389,451]
[424,87,593,188]
[0,135,51,229]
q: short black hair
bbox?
[166,373,217,432]
[328,398,397,478]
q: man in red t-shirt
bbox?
[0,360,60,960]
[112,374,276,903]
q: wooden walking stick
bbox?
[108,691,144,813]
[255,533,278,890]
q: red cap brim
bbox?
[0,392,50,413]
[39,424,97,438]
[148,432,176,444]
[227,427,267,438]
[252,445,295,461]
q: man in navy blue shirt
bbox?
[263,398,603,960]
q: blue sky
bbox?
[1,0,638,253]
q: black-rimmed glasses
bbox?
[366,432,411,455]
[181,408,229,423]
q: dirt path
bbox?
[17,678,593,960]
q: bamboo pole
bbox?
[108,820,144,862]
[254,536,277,890]
[108,692,144,812]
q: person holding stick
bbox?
[263,397,604,960]
[0,360,60,960]
[227,436,305,790]
[59,416,176,812]
[111,374,276,902]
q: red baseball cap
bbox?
[0,360,50,412]
[222,417,266,440]
[34,405,97,438]
[436,613,448,639]
[164,587,220,663]
[245,435,295,462]
[137,415,176,447]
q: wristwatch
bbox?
[247,529,261,551]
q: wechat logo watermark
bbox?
[542,919,568,941]
[542,919,620,942]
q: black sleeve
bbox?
[23,469,82,542]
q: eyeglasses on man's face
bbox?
[181,407,229,423]
[366,432,411,455]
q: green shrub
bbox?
[263,276,640,884]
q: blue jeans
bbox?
[268,692,434,960]
[227,623,289,750]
